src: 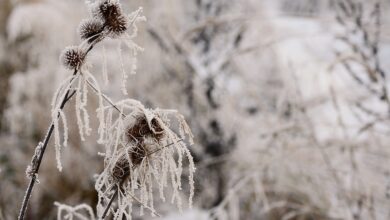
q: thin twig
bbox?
[101,188,118,219]
[127,192,161,217]
[85,79,126,118]
[18,73,78,220]
[146,139,183,156]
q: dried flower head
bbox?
[93,0,122,20]
[105,14,128,36]
[95,99,196,216]
[78,18,104,42]
[126,115,165,143]
[111,142,148,182]
[60,46,85,70]
[130,142,147,166]
[92,0,128,36]
[111,152,131,182]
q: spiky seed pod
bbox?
[93,0,122,21]
[105,14,128,36]
[60,46,85,70]
[111,143,147,182]
[112,154,131,182]
[92,0,128,36]
[126,116,165,143]
[130,142,147,166]
[78,18,104,42]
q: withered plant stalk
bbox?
[18,75,76,220]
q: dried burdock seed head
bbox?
[130,142,147,166]
[151,118,164,134]
[78,18,104,42]
[60,46,85,70]
[111,154,131,182]
[105,14,128,36]
[126,115,165,143]
[111,143,147,182]
[93,0,122,21]
[92,0,128,36]
[96,100,196,214]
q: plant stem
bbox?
[85,79,126,117]
[17,32,104,219]
[18,73,77,220]
[101,187,119,219]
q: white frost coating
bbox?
[51,74,78,172]
[118,43,128,95]
[115,7,146,95]
[94,100,195,218]
[122,33,144,76]
[73,69,104,143]
[53,113,63,172]
[75,76,86,141]
[50,66,106,171]
[54,202,96,220]
[83,70,105,144]
[59,110,68,147]
[81,73,91,136]
[26,142,44,179]
[127,8,146,39]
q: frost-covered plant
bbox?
[18,1,195,220]
[51,0,145,172]
[94,100,195,218]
